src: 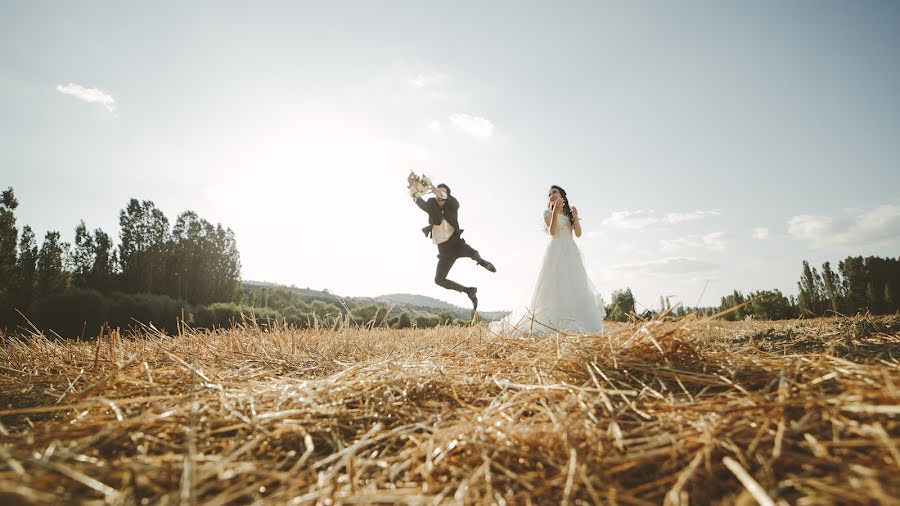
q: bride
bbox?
[490,185,605,335]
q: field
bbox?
[1,316,898,505]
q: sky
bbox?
[2,1,899,312]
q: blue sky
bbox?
[2,1,899,311]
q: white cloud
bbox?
[56,83,116,112]
[788,204,900,247]
[788,214,832,241]
[427,120,442,133]
[665,210,720,224]
[856,204,900,231]
[409,73,447,89]
[602,209,660,229]
[449,113,494,138]
[612,256,720,275]
[660,237,698,251]
[603,209,720,230]
[752,227,770,240]
[701,232,728,252]
[614,244,632,253]
[660,232,728,252]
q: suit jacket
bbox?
[415,196,462,238]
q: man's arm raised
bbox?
[408,173,433,212]
[415,197,432,212]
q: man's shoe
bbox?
[479,259,496,273]
[466,287,478,311]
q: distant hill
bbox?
[243,281,351,301]
[376,293,509,322]
[376,293,456,310]
[241,282,509,322]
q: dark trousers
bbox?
[435,233,481,293]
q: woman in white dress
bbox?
[490,185,605,335]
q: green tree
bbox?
[170,211,241,305]
[170,211,205,302]
[606,288,635,322]
[719,290,747,321]
[211,224,241,303]
[88,228,116,293]
[355,304,380,325]
[437,310,455,325]
[746,289,796,320]
[396,312,412,329]
[820,261,843,315]
[415,315,436,328]
[0,187,19,323]
[71,221,95,288]
[838,256,868,314]
[863,256,898,314]
[35,231,69,298]
[118,199,170,294]
[798,261,825,316]
[13,225,38,314]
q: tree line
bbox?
[0,184,467,337]
[796,256,899,317]
[0,187,242,336]
[4,183,895,334]
[603,255,899,322]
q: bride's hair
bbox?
[549,185,574,224]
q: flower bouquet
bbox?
[408,171,435,199]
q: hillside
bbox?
[376,293,456,310]
[241,282,509,323]
[376,293,510,321]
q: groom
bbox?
[408,174,496,312]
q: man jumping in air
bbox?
[407,173,496,314]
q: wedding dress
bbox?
[490,210,605,335]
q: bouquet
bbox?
[408,171,435,199]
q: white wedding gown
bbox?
[490,210,605,335]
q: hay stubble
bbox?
[1,317,898,504]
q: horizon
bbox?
[3,2,900,312]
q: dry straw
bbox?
[0,315,898,504]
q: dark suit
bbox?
[415,196,481,293]
[415,196,460,233]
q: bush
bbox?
[32,288,110,338]
[23,288,331,338]
[107,292,187,334]
[28,289,189,338]
[415,316,438,328]
[192,303,284,329]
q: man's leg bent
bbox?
[435,254,469,292]
[458,240,496,273]
[457,241,480,261]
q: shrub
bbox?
[32,288,110,338]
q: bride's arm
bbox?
[548,207,559,237]
[572,207,582,238]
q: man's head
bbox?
[435,183,451,206]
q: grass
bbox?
[0,315,898,504]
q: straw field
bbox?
[1,316,898,505]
